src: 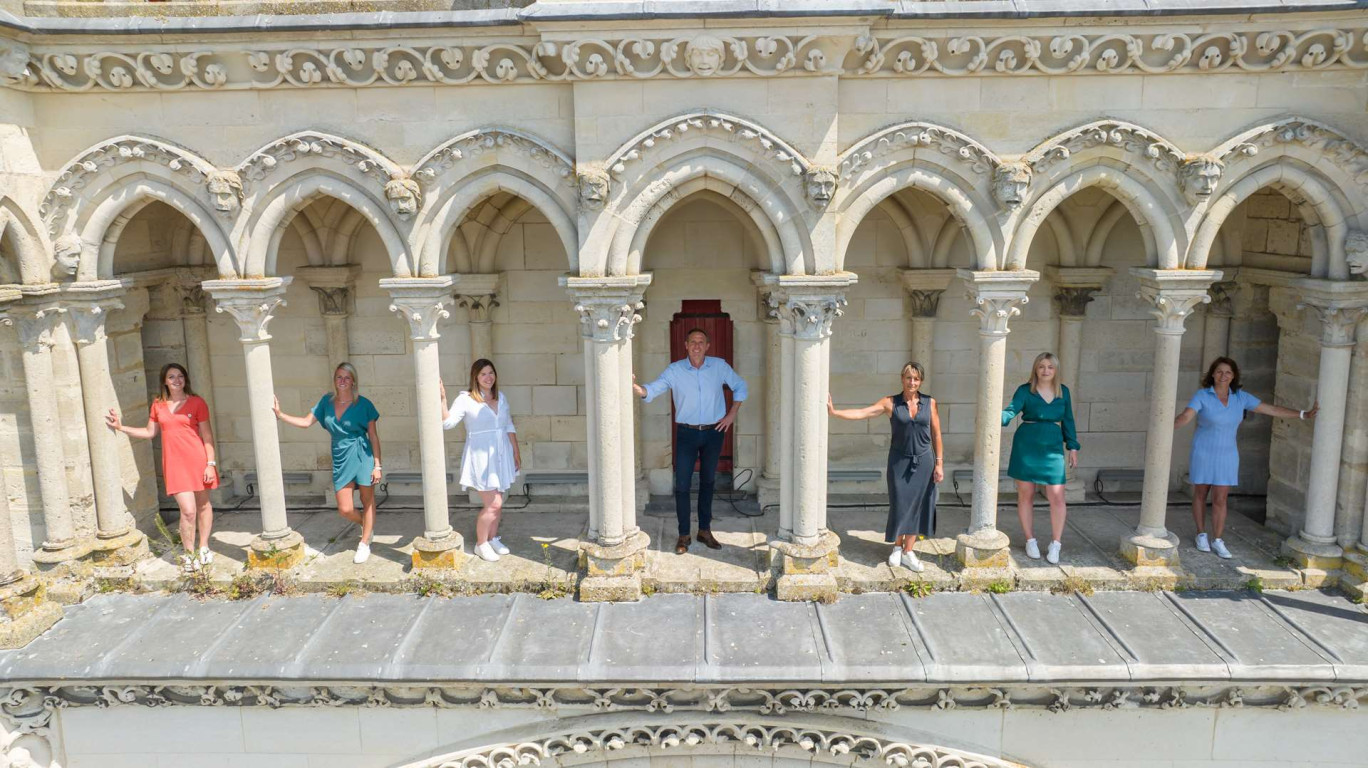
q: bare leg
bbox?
[336,484,362,527]
[1044,484,1067,543]
[1210,485,1230,540]
[193,490,213,550]
[173,491,198,554]
[902,534,919,553]
[1015,480,1036,542]
[476,490,504,545]
[357,485,376,544]
[1191,484,1210,535]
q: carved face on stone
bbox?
[1181,157,1223,205]
[992,163,1031,211]
[206,170,243,213]
[577,169,610,210]
[1346,230,1368,277]
[684,35,727,77]
[0,43,29,85]
[805,168,837,208]
[385,176,421,219]
[52,234,82,279]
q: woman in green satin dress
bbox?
[1001,352,1080,565]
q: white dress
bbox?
[442,391,518,492]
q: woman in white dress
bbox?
[441,358,521,562]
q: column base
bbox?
[1280,535,1344,571]
[89,529,150,566]
[579,530,649,602]
[1120,530,1181,567]
[411,532,467,570]
[31,539,93,568]
[246,531,307,570]
[955,529,1010,568]
[0,574,63,649]
[770,530,840,603]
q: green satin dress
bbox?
[1001,384,1080,486]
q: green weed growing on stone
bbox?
[227,573,270,600]
[1272,555,1296,569]
[902,579,933,599]
[411,573,452,598]
[985,578,1013,594]
[1052,574,1094,597]
[1243,576,1265,594]
[326,580,361,598]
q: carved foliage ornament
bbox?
[573,298,643,342]
[608,114,807,179]
[389,298,451,341]
[1215,118,1368,197]
[968,293,1028,335]
[1026,120,1187,177]
[838,123,999,181]
[412,130,574,189]
[214,296,286,342]
[785,296,846,341]
[237,133,394,191]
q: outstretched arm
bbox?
[1173,407,1197,429]
[1252,402,1317,420]
[106,407,157,440]
[272,396,317,429]
[827,394,892,421]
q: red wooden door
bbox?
[669,300,735,474]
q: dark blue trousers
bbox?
[674,425,725,537]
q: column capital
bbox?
[900,268,958,319]
[959,268,1038,335]
[1293,278,1368,348]
[60,280,128,346]
[1206,280,1240,319]
[561,274,652,343]
[169,267,215,316]
[751,271,781,324]
[771,273,857,341]
[7,290,66,352]
[1045,266,1113,318]
[454,273,501,324]
[204,277,292,343]
[1131,268,1223,335]
[298,265,361,317]
[380,275,457,342]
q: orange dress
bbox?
[150,396,218,495]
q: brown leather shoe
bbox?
[697,530,723,550]
[675,535,691,554]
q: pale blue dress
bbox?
[1187,387,1261,487]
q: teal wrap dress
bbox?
[1001,384,1080,486]
[312,394,380,491]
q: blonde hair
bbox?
[900,361,925,384]
[468,358,498,404]
[332,362,360,400]
[1028,352,1062,394]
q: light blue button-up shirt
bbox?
[641,356,748,425]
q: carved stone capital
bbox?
[174,278,208,316]
[1131,268,1223,335]
[380,276,458,342]
[297,265,361,317]
[203,278,292,343]
[561,275,652,344]
[456,293,499,323]
[1206,280,1239,318]
[1298,302,1367,347]
[62,280,128,346]
[8,301,65,352]
[899,268,957,318]
[769,273,858,341]
[311,286,351,317]
[959,269,1038,336]
[1053,287,1100,318]
[905,290,944,319]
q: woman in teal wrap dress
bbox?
[273,362,383,564]
[1001,352,1080,565]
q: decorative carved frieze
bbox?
[9,28,1368,94]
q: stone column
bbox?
[769,274,856,603]
[752,274,784,514]
[1201,279,1239,366]
[1046,267,1112,501]
[562,275,651,602]
[1281,285,1367,571]
[899,269,958,389]
[382,276,466,570]
[298,266,361,373]
[955,269,1039,568]
[455,273,500,367]
[204,278,305,569]
[65,281,149,565]
[10,291,85,565]
[1122,269,1221,569]
[173,269,220,439]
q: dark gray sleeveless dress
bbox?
[886,392,937,541]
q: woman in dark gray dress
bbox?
[827,362,943,572]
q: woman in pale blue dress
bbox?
[1174,357,1315,559]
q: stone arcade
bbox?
[0,0,1367,765]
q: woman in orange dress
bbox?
[107,363,218,572]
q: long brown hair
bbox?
[156,363,196,403]
[1201,357,1242,391]
[468,358,498,404]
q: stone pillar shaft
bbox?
[12,301,78,559]
[299,265,361,375]
[1200,280,1239,366]
[67,293,130,538]
[900,269,957,390]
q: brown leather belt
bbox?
[677,423,718,431]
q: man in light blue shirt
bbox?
[633,328,748,554]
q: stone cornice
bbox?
[4,22,1368,92]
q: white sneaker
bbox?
[490,537,510,556]
[1046,540,1061,565]
[888,547,903,568]
[901,549,925,573]
[475,542,500,562]
[352,541,371,564]
[1025,538,1041,560]
[1212,538,1233,559]
[198,546,213,566]
[1196,532,1211,552]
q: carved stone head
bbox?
[52,233,82,279]
[1180,156,1223,205]
[1346,230,1368,277]
[206,170,243,214]
[804,167,837,208]
[992,163,1031,211]
[684,35,727,77]
[577,168,610,210]
[385,175,421,220]
[0,43,29,85]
